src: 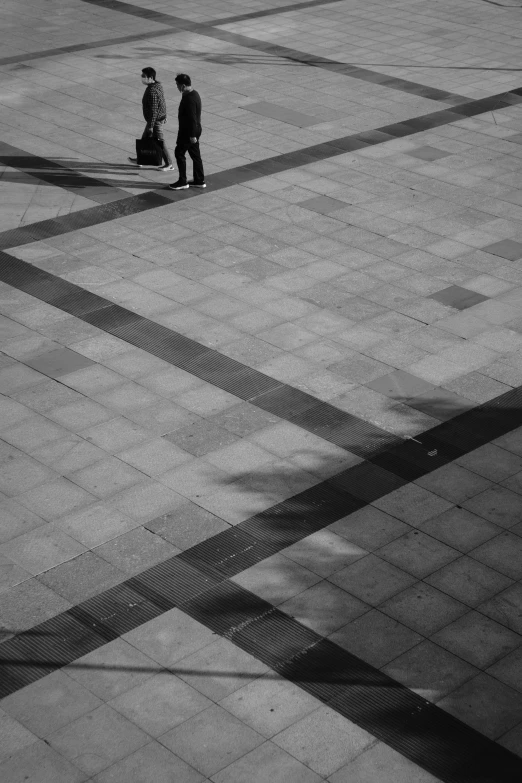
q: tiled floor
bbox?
[2,0,522,781]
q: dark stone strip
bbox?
[0,28,178,68]
[0,88,517,252]
[0,190,175,250]
[1,389,522,777]
[0,141,129,204]
[0,0,352,68]
[79,0,468,103]
[0,250,394,457]
[196,25,469,103]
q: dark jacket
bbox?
[178,90,202,138]
[142,81,167,126]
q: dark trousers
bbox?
[142,121,172,166]
[175,134,204,183]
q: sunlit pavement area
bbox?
[2,0,522,781]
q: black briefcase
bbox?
[135,136,163,166]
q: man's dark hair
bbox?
[141,67,156,80]
[175,73,191,87]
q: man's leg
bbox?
[153,120,173,167]
[174,136,189,183]
[187,137,205,184]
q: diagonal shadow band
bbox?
[2,247,522,775]
[0,84,520,252]
[79,0,469,104]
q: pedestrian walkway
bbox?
[1,0,522,781]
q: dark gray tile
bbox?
[406,146,452,161]
[406,388,476,421]
[244,101,319,127]
[24,348,96,378]
[163,420,239,456]
[481,239,522,261]
[428,285,489,310]
[298,195,346,214]
[366,370,435,399]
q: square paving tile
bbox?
[462,487,522,530]
[47,704,149,776]
[123,609,216,668]
[281,529,368,577]
[271,706,374,777]
[159,704,264,778]
[377,530,460,579]
[380,582,468,636]
[211,741,322,783]
[431,610,521,668]
[328,741,443,783]
[279,580,370,636]
[176,638,269,702]
[109,672,211,737]
[328,554,416,605]
[487,646,522,693]
[231,553,322,606]
[330,609,422,668]
[220,675,320,738]
[428,285,489,311]
[298,196,346,214]
[0,710,39,762]
[479,583,522,635]
[244,102,319,127]
[481,239,522,261]
[406,387,476,421]
[438,673,522,739]
[0,670,102,738]
[415,464,492,504]
[25,348,95,378]
[406,146,452,161]
[420,507,500,553]
[426,555,514,607]
[91,741,204,783]
[37,551,125,603]
[328,506,409,551]
[0,740,86,783]
[382,640,478,703]
[366,369,435,399]
[64,638,159,700]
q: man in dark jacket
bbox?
[129,67,174,171]
[169,73,205,190]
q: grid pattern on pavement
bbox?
[2,0,522,780]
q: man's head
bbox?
[175,73,192,93]
[141,67,156,85]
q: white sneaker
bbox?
[157,164,175,171]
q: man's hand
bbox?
[190,137,197,143]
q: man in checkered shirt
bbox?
[128,67,174,171]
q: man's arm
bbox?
[187,94,199,141]
[149,86,161,129]
[143,86,160,134]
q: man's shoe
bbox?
[158,164,175,171]
[128,157,143,168]
[189,180,206,188]
[168,180,189,190]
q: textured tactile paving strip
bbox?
[1,360,522,778]
[1,390,522,781]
